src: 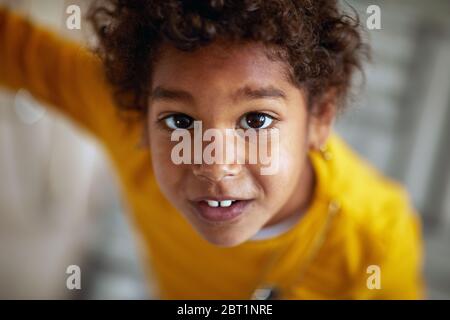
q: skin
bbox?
[147,41,335,247]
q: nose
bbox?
[190,125,245,182]
[192,162,242,182]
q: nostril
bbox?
[192,163,241,182]
[193,170,230,183]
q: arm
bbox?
[0,6,117,137]
[284,191,425,300]
[371,208,425,299]
[356,193,425,300]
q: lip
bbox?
[190,199,253,223]
[191,195,253,202]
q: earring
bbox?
[319,144,332,161]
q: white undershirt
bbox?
[250,210,303,241]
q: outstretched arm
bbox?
[0,6,118,137]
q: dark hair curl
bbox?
[88,0,368,116]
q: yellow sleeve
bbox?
[375,209,425,299]
[0,6,117,137]
[359,193,425,300]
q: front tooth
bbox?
[220,200,233,207]
[206,200,219,207]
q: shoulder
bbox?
[324,133,419,232]
[312,133,422,280]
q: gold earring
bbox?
[319,145,332,161]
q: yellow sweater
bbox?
[0,8,424,299]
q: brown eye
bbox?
[163,114,194,129]
[240,112,274,129]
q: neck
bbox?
[263,156,317,228]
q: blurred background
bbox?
[0,0,449,299]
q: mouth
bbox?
[190,197,254,223]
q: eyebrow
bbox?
[232,85,287,102]
[150,86,195,104]
[149,85,287,104]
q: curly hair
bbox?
[87,0,368,117]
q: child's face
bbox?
[148,41,331,247]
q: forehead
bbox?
[151,41,293,92]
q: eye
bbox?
[162,113,194,130]
[239,112,274,129]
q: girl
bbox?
[0,0,423,299]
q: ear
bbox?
[307,90,337,151]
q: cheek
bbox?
[277,145,306,184]
[149,128,187,199]
[250,121,308,203]
[259,144,305,193]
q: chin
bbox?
[202,232,250,247]
[195,222,262,247]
